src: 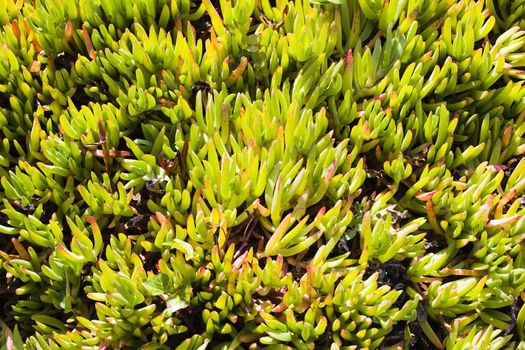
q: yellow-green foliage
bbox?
[1,0,525,349]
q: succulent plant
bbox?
[1,0,525,349]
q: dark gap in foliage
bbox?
[0,239,20,324]
[7,137,26,160]
[366,260,410,309]
[361,170,390,199]
[316,331,334,348]
[505,297,523,340]
[382,314,444,350]
[388,203,411,230]
[289,264,304,281]
[365,260,407,286]
[229,210,262,257]
[87,79,110,97]
[256,288,285,308]
[0,213,11,255]
[70,85,98,106]
[6,200,37,215]
[141,251,161,273]
[380,321,409,348]
[189,80,211,108]
[301,240,324,262]
[40,201,59,223]
[50,52,76,71]
[175,305,206,335]
[345,233,363,260]
[59,219,73,245]
[122,213,151,236]
[0,92,10,109]
[0,279,17,317]
[381,320,422,349]
[362,151,392,198]
[72,79,112,106]
[408,305,445,349]
[454,241,474,262]
[117,124,145,152]
[502,155,525,188]
[423,230,447,254]
[473,38,487,51]
[192,14,213,42]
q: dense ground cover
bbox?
[1,0,525,349]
